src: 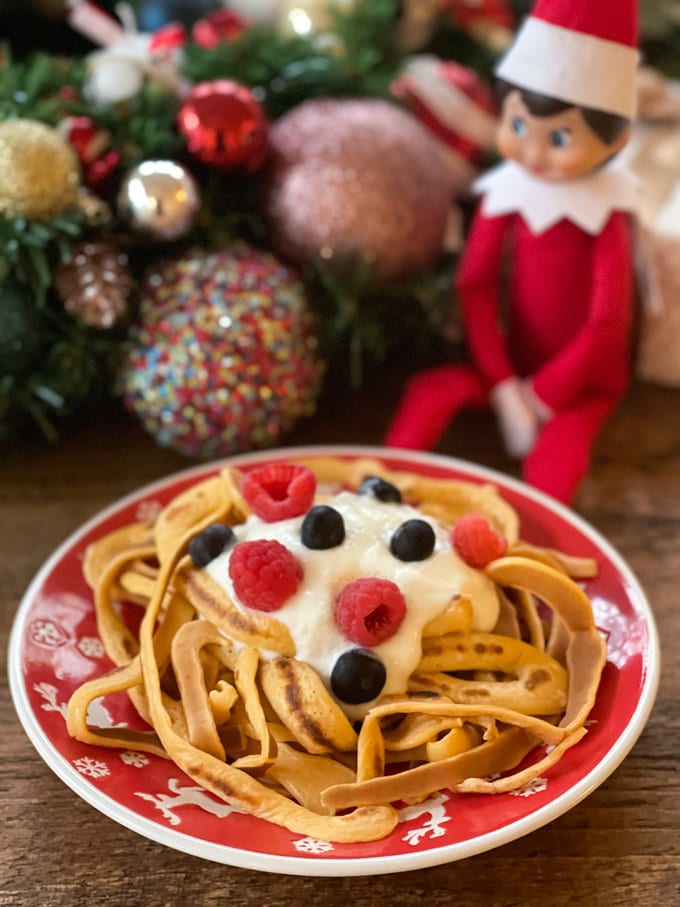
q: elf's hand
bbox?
[519,379,554,424]
[489,377,539,458]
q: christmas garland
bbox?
[0,1,475,450]
[1,1,679,454]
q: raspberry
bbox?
[240,463,316,522]
[334,577,407,647]
[228,539,303,611]
[451,514,508,568]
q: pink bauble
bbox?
[262,98,453,284]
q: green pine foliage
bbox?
[182,0,404,118]
[0,48,184,442]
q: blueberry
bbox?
[301,505,345,549]
[390,518,435,561]
[330,649,386,705]
[358,475,402,503]
[188,523,236,567]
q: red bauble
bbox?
[192,9,248,48]
[60,115,121,192]
[440,0,516,31]
[177,80,269,172]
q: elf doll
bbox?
[385,0,640,504]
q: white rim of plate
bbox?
[8,445,661,877]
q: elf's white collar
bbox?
[474,158,639,235]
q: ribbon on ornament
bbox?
[66,0,187,102]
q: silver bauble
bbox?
[117,160,201,241]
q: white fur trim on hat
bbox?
[403,57,498,150]
[496,17,638,118]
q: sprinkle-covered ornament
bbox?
[118,243,322,458]
[262,98,452,284]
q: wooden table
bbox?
[2,375,678,906]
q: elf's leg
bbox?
[385,364,487,449]
[522,396,618,504]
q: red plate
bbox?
[9,446,659,876]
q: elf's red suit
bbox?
[385,160,637,503]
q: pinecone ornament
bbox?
[56,241,132,328]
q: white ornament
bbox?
[86,51,147,105]
[68,1,184,105]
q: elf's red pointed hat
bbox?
[496,0,639,118]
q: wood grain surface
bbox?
[1,375,678,907]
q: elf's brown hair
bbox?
[496,80,629,145]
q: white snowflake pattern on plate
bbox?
[77,636,105,659]
[29,619,68,648]
[508,777,548,798]
[120,751,150,768]
[73,756,110,779]
[292,837,334,854]
[135,499,163,523]
[594,596,648,669]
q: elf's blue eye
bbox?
[550,128,570,147]
[511,117,526,136]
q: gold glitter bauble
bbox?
[262,98,453,284]
[0,119,81,220]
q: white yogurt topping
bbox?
[206,491,500,719]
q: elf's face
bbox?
[496,90,629,181]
